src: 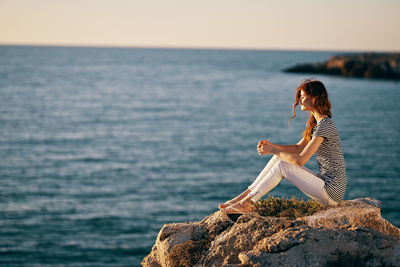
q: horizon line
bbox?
[0,42,399,53]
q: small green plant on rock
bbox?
[254,195,325,220]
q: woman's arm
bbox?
[258,136,324,166]
[258,137,308,154]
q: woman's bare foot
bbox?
[218,200,236,209]
[218,189,251,209]
[221,197,256,214]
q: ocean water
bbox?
[0,45,399,266]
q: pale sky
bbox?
[1,0,399,51]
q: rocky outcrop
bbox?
[142,198,400,266]
[283,53,400,80]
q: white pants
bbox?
[248,155,339,206]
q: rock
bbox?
[283,53,400,80]
[141,198,400,267]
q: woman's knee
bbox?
[275,160,296,172]
[271,154,280,160]
[268,155,282,165]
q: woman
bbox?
[220,79,347,215]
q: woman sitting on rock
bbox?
[220,79,347,215]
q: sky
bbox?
[0,0,399,52]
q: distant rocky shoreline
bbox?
[142,198,400,266]
[283,52,400,80]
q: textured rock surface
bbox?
[283,53,400,79]
[142,198,400,267]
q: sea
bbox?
[1,45,399,266]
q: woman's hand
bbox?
[257,139,275,155]
[257,139,271,148]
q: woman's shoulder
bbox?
[313,117,337,136]
[316,117,333,127]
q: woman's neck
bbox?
[312,111,328,123]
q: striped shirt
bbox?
[312,117,347,202]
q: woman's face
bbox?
[299,90,313,111]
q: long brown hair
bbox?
[288,79,332,142]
